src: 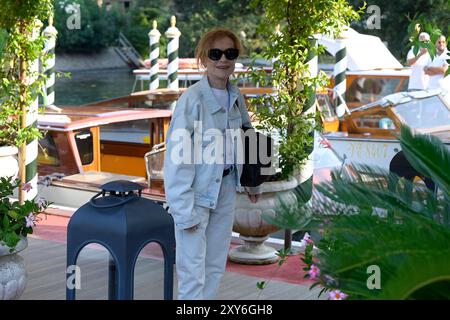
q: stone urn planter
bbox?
[0,145,19,180]
[0,237,28,300]
[229,176,299,265]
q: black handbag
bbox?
[239,125,275,187]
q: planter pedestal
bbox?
[229,235,278,265]
[230,177,298,265]
[0,254,27,300]
[0,238,28,300]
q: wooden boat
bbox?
[37,102,175,205]
[322,89,450,176]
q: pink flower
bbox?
[25,213,36,228]
[329,290,348,300]
[21,182,32,192]
[308,264,320,279]
[37,197,47,211]
[300,232,313,247]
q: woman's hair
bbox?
[195,28,243,68]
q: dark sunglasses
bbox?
[208,48,239,61]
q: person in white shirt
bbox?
[424,35,449,90]
[406,32,431,91]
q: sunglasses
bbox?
[208,48,239,61]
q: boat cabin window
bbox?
[347,77,407,105]
[393,96,450,130]
[75,130,94,165]
[100,119,151,144]
[38,132,60,166]
[352,109,397,130]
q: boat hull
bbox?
[325,133,450,170]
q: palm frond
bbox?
[399,125,450,195]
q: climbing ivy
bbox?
[0,0,53,147]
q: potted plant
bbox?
[0,176,49,300]
[229,0,360,264]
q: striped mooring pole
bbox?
[165,15,181,90]
[333,39,347,118]
[148,20,161,90]
[20,19,43,202]
[284,38,317,253]
[42,15,58,110]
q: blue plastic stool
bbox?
[66,180,175,300]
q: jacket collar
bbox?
[199,75,240,114]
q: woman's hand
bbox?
[247,193,260,203]
[184,224,199,232]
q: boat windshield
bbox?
[346,77,407,106]
[393,96,450,130]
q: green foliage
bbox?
[399,125,450,195]
[266,125,450,299]
[174,0,266,58]
[53,0,266,58]
[0,28,7,55]
[0,176,50,251]
[0,0,53,147]
[249,0,360,177]
[0,0,53,30]
[406,17,444,61]
[55,0,120,53]
[120,0,171,58]
[348,0,450,61]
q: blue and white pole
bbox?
[149,20,161,90]
[42,15,58,110]
[333,39,347,117]
[21,19,43,202]
[165,16,181,90]
[298,37,317,203]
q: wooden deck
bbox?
[19,237,324,300]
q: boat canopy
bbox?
[317,27,403,71]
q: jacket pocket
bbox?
[229,116,242,130]
[194,194,216,209]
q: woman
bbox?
[164,28,259,300]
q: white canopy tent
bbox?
[317,27,403,71]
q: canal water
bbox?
[54,68,140,106]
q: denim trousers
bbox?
[174,171,237,300]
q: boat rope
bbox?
[149,20,161,90]
[165,15,181,90]
[333,39,347,118]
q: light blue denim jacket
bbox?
[164,76,258,229]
